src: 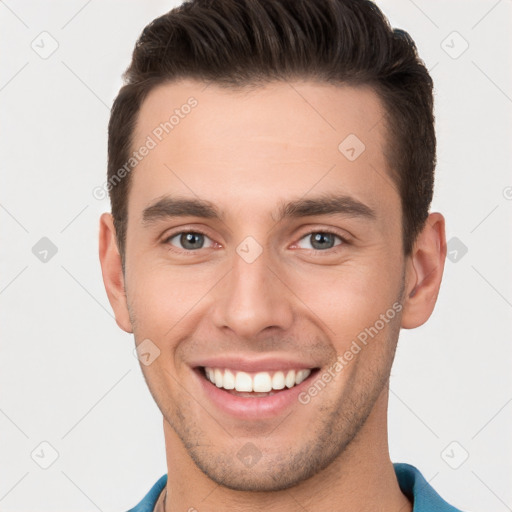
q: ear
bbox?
[401,212,447,329]
[98,213,133,333]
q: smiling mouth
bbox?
[199,366,319,397]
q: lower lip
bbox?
[195,368,318,420]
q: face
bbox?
[103,80,419,491]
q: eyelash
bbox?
[163,228,349,254]
[293,230,349,251]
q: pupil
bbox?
[311,233,334,250]
[181,233,203,250]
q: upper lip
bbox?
[191,356,318,373]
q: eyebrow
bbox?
[142,193,376,225]
[143,196,218,224]
[276,194,376,222]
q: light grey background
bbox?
[1,0,511,510]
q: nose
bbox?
[211,245,294,339]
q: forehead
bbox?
[135,79,387,152]
[129,79,398,220]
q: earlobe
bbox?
[401,212,447,329]
[98,213,133,333]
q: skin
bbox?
[99,79,446,512]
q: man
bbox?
[99,0,465,510]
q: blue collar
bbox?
[394,463,464,511]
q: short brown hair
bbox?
[108,0,435,260]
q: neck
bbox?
[162,386,412,512]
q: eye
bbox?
[165,231,215,251]
[296,231,345,251]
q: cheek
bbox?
[128,263,207,320]
[286,259,401,336]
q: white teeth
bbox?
[223,369,235,390]
[295,369,311,385]
[204,367,312,392]
[253,372,272,392]
[214,368,223,388]
[235,371,253,392]
[272,371,285,390]
[285,370,296,388]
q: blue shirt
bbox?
[126,463,465,511]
